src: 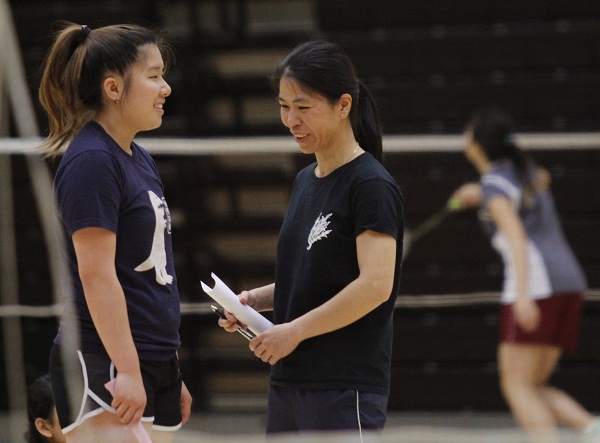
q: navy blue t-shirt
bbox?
[53,121,180,360]
[271,152,404,394]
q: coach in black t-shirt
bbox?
[219,41,403,436]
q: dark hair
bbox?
[26,375,56,443]
[466,108,534,188]
[38,22,173,157]
[271,41,383,162]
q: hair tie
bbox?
[81,25,92,39]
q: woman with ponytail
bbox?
[218,41,403,436]
[451,109,598,443]
[39,22,191,442]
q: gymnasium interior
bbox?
[1,1,599,441]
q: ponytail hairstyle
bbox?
[271,41,383,162]
[38,22,173,157]
[26,375,56,443]
[466,108,538,205]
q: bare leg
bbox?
[66,410,152,443]
[540,386,595,430]
[151,429,176,443]
[499,343,595,443]
[499,343,559,443]
[531,344,594,430]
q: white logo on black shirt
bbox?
[134,190,174,285]
[307,212,332,250]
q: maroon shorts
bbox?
[500,293,584,353]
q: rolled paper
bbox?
[104,379,152,443]
[201,272,273,335]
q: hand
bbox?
[450,183,482,210]
[514,297,541,333]
[239,289,258,309]
[249,322,301,365]
[217,290,257,332]
[110,372,146,425]
[180,381,192,425]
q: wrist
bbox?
[248,290,260,311]
[289,317,309,343]
[114,356,141,375]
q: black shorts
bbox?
[266,385,388,434]
[49,344,182,434]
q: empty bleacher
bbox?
[316,1,600,134]
[7,0,600,136]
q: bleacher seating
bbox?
[319,12,600,133]
[316,0,600,29]
[9,0,600,136]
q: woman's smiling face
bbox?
[120,44,171,134]
[278,77,343,155]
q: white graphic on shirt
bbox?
[134,190,173,285]
[307,212,332,250]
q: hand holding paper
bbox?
[201,273,273,335]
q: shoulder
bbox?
[59,145,120,177]
[131,141,153,161]
[481,161,521,204]
[349,156,403,210]
[483,160,519,188]
[352,154,400,191]
[62,124,118,165]
[293,162,317,184]
[56,137,123,190]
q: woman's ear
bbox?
[102,76,123,104]
[34,417,54,439]
[339,93,353,119]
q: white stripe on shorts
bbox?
[356,390,364,443]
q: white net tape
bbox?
[1,131,600,156]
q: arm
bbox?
[487,196,540,332]
[245,283,275,312]
[249,230,396,365]
[72,227,146,425]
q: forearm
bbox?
[82,275,140,375]
[292,276,389,342]
[291,231,395,340]
[250,283,275,312]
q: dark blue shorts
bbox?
[49,344,182,434]
[266,385,388,434]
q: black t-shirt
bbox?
[271,152,403,394]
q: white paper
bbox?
[201,273,273,335]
